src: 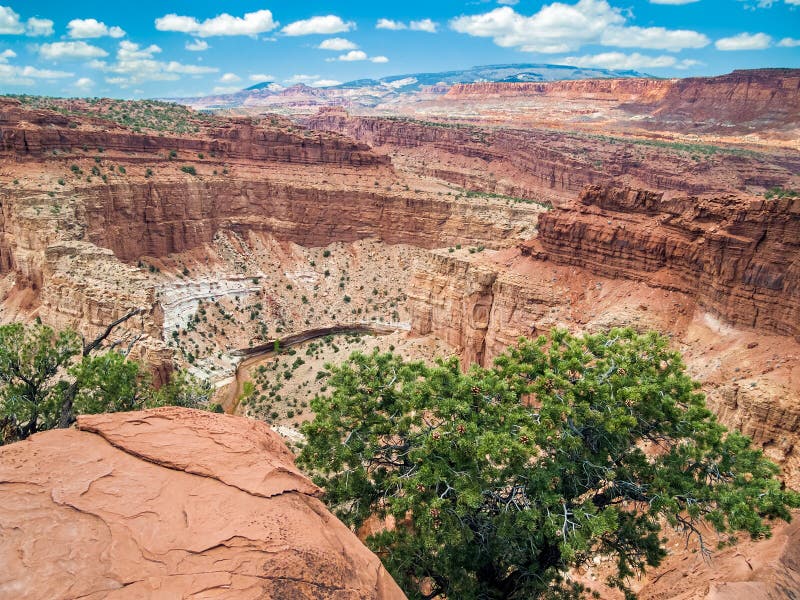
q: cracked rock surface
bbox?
[0,407,405,599]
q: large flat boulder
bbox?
[0,407,405,599]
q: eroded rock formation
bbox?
[0,407,405,599]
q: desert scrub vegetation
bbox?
[6,95,217,134]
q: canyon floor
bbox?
[1,69,799,598]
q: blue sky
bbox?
[0,0,797,98]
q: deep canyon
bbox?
[1,69,800,598]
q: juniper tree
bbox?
[299,328,799,599]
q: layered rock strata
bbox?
[0,407,406,599]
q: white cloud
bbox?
[285,74,320,84]
[338,50,368,61]
[601,26,709,50]
[282,15,354,36]
[715,32,772,50]
[318,37,357,50]
[371,55,389,63]
[377,18,438,32]
[451,0,707,53]
[0,6,53,36]
[38,41,108,60]
[649,0,700,4]
[0,48,15,61]
[498,0,520,4]
[67,18,125,39]
[219,72,241,83]
[284,74,341,87]
[74,76,93,89]
[376,18,406,30]
[410,19,438,33]
[562,52,700,69]
[185,39,209,51]
[0,6,22,34]
[155,10,278,37]
[778,37,800,47]
[25,17,53,37]
[310,79,341,87]
[19,65,72,78]
[91,40,218,87]
[249,73,275,81]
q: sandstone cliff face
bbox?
[0,407,406,599]
[303,113,800,204]
[0,99,384,166]
[80,177,542,263]
[447,78,674,102]
[634,69,800,130]
[446,69,800,132]
[531,185,800,338]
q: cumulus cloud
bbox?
[219,72,241,83]
[337,50,368,61]
[376,18,438,32]
[185,39,209,51]
[450,0,708,53]
[74,76,93,89]
[601,26,709,50]
[67,18,125,39]
[778,37,800,47]
[90,40,218,87]
[282,15,354,36]
[248,73,274,81]
[0,58,72,86]
[371,55,389,63]
[562,51,699,69]
[155,10,277,37]
[38,41,108,60]
[318,37,357,50]
[25,17,53,37]
[376,18,406,30]
[715,32,772,50]
[410,19,438,33]
[0,6,54,36]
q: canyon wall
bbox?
[80,177,542,263]
[0,99,385,166]
[446,78,674,102]
[303,111,800,203]
[531,185,800,338]
[445,69,800,131]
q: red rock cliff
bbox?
[0,407,406,599]
[528,185,800,338]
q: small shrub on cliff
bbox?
[180,165,196,175]
[0,321,214,445]
[299,328,799,600]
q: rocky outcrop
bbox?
[446,78,674,102]
[446,69,800,132]
[303,113,800,203]
[631,69,800,130]
[0,98,385,166]
[0,407,405,599]
[81,178,542,263]
[529,185,800,338]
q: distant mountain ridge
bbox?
[166,63,653,112]
[331,63,651,91]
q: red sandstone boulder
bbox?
[0,407,405,599]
